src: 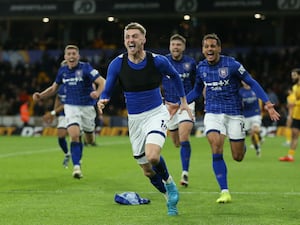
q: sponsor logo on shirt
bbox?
[238,65,246,74]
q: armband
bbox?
[50,110,56,116]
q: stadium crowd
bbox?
[0,18,299,125]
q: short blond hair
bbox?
[64,45,79,53]
[170,34,186,44]
[124,22,146,36]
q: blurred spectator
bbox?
[20,100,30,126]
[267,87,280,108]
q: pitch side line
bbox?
[142,191,300,196]
[2,190,300,196]
[0,140,129,158]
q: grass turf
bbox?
[0,135,299,225]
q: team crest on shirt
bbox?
[75,70,83,80]
[218,67,228,78]
[183,63,191,71]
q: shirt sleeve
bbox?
[186,73,204,104]
[242,73,269,103]
[154,54,185,97]
[100,57,122,100]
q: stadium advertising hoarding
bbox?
[0,0,298,18]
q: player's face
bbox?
[202,38,221,65]
[169,40,185,60]
[64,48,80,69]
[124,29,146,56]
[291,71,299,83]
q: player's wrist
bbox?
[50,110,56,116]
[264,101,273,110]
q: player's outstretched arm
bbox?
[264,101,280,121]
[33,82,59,102]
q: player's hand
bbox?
[90,91,99,99]
[97,99,109,114]
[32,92,41,101]
[165,101,180,120]
[264,102,280,121]
[179,102,194,121]
[43,111,55,124]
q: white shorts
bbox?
[167,102,195,131]
[57,115,67,129]
[244,115,262,131]
[128,104,169,164]
[64,104,96,132]
[204,113,246,140]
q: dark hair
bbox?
[202,33,221,46]
[292,68,300,74]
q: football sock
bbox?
[285,128,291,143]
[58,137,68,154]
[288,149,295,158]
[212,153,228,190]
[152,156,170,182]
[180,141,191,172]
[70,141,82,166]
[252,132,260,150]
[149,173,166,194]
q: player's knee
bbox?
[232,153,245,162]
[147,155,160,165]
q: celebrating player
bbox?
[168,33,280,203]
[162,34,197,187]
[97,22,192,216]
[33,45,105,179]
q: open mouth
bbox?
[128,44,135,50]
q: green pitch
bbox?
[0,135,299,225]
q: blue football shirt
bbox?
[239,87,261,117]
[101,52,186,114]
[162,54,196,103]
[186,55,269,115]
[55,61,100,106]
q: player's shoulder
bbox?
[197,59,207,67]
[183,54,196,62]
[57,65,68,74]
[108,53,124,65]
[77,61,93,70]
[165,53,172,57]
[293,83,300,90]
[151,52,169,64]
[221,55,236,62]
[221,55,240,65]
